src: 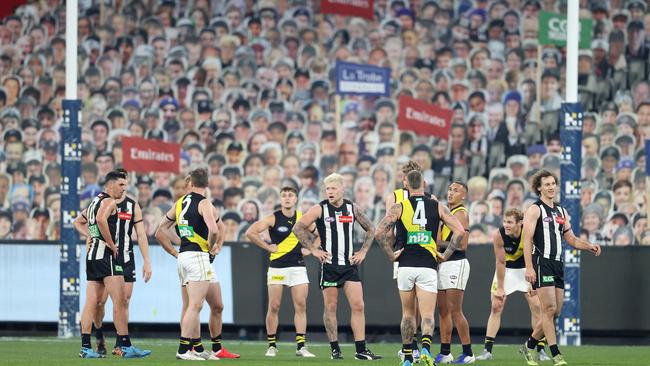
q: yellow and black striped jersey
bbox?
[395,195,440,269]
[499,226,525,269]
[175,192,209,253]
[268,210,304,268]
[439,205,468,261]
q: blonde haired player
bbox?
[475,208,549,361]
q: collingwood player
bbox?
[75,169,153,355]
[155,168,221,360]
[376,170,466,366]
[293,173,382,360]
[246,186,317,358]
[76,171,150,358]
[435,182,474,364]
[476,208,549,361]
[519,170,601,366]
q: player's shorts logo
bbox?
[322,281,337,287]
[543,275,554,283]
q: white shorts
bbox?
[267,266,309,287]
[397,267,438,293]
[177,251,213,286]
[438,258,470,291]
[491,267,531,295]
[393,262,399,280]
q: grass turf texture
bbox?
[1,338,649,365]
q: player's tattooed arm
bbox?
[376,203,401,260]
[440,205,465,260]
[354,205,375,251]
[293,221,318,250]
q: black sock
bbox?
[549,344,560,357]
[82,333,92,348]
[192,338,204,352]
[267,334,276,348]
[296,333,306,350]
[178,337,192,354]
[403,343,414,362]
[211,335,222,352]
[537,337,547,352]
[118,334,131,348]
[95,327,104,341]
[412,334,418,351]
[527,336,538,350]
[440,343,451,355]
[485,337,495,353]
[330,341,340,352]
[421,335,432,352]
[355,340,366,353]
[462,344,473,357]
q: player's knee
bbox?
[491,298,504,313]
[211,301,224,314]
[324,302,338,314]
[268,301,281,314]
[189,301,203,312]
[542,303,557,316]
[95,300,105,309]
[350,299,364,313]
[294,300,307,313]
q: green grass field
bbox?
[0,338,649,365]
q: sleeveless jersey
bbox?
[394,188,410,204]
[439,205,468,260]
[396,195,440,269]
[116,196,137,263]
[533,199,566,262]
[316,199,355,266]
[175,192,210,253]
[86,192,118,260]
[499,226,525,269]
[268,210,304,268]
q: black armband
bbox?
[563,228,571,234]
[165,215,175,221]
[215,217,220,223]
[133,219,143,224]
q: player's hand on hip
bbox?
[300,248,312,256]
[391,248,404,262]
[267,244,279,253]
[350,250,367,265]
[590,244,602,256]
[525,267,536,284]
[142,261,152,283]
[313,249,330,263]
[436,251,446,262]
[494,287,505,300]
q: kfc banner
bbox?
[321,0,374,20]
[335,61,390,96]
[397,95,453,140]
[122,137,180,173]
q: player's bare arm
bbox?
[73,208,91,249]
[350,205,376,265]
[96,198,118,256]
[199,199,219,249]
[492,229,506,299]
[133,202,152,282]
[384,191,396,212]
[155,206,179,258]
[455,209,470,251]
[561,212,602,256]
[522,205,540,284]
[246,214,278,253]
[293,205,329,262]
[439,204,465,260]
[376,203,403,261]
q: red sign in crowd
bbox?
[397,95,454,140]
[122,137,181,173]
[321,0,374,20]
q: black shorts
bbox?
[123,259,136,283]
[87,256,124,282]
[533,256,564,289]
[319,264,360,289]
